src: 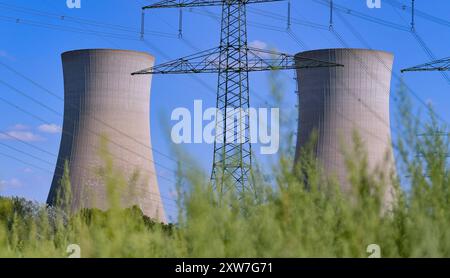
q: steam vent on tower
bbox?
[294,48,396,206]
[47,49,165,222]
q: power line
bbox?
[312,0,450,86]
[410,31,450,84]
[385,1,450,85]
[0,0,442,189]
[307,0,449,124]
[141,7,283,110]
[186,7,301,107]
[386,0,450,29]
[329,10,449,143]
[0,59,196,173]
[0,142,54,167]
[0,140,180,210]
[0,150,53,174]
[190,2,402,151]
[0,139,180,210]
[0,1,220,186]
[0,14,145,41]
[312,0,410,32]
[0,0,283,108]
[0,77,176,172]
[0,1,216,213]
[0,2,177,38]
[289,32,404,170]
[0,80,181,199]
[135,0,342,194]
[285,4,420,151]
[334,13,429,107]
[0,129,58,158]
[0,52,194,208]
[249,6,329,30]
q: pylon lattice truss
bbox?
[132,46,338,74]
[133,0,342,194]
[401,57,450,72]
[143,0,284,9]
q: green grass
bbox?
[0,84,449,258]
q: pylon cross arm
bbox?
[401,57,450,72]
[247,47,343,71]
[143,0,284,10]
[132,47,222,75]
[132,47,343,75]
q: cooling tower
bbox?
[47,49,165,222]
[295,48,396,204]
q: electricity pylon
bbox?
[401,57,450,72]
[132,0,342,194]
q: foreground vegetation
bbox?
[0,86,449,258]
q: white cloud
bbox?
[248,40,277,59]
[12,124,29,130]
[0,178,22,189]
[0,130,44,142]
[38,124,62,134]
[249,40,268,50]
[23,168,33,173]
[0,124,44,142]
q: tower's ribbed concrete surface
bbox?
[47,49,165,222]
[295,48,396,204]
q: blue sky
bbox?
[0,0,449,221]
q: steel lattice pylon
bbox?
[213,3,251,192]
[133,0,342,194]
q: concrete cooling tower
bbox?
[47,49,165,222]
[295,48,396,204]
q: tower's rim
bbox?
[61,48,155,59]
[295,48,393,58]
